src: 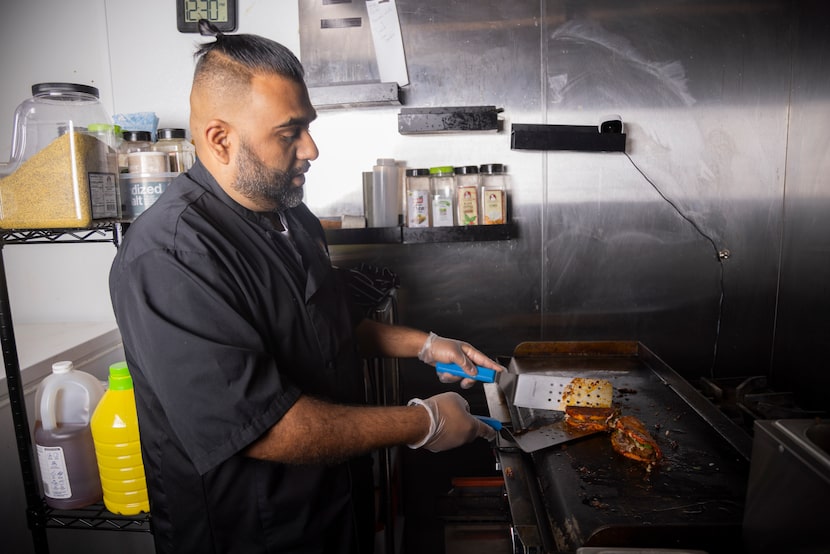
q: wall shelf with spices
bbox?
[325,223,515,246]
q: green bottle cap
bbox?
[429,166,454,175]
[87,123,116,133]
[108,361,134,391]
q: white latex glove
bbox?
[406,392,497,452]
[417,332,504,389]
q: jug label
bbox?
[483,190,506,224]
[433,197,453,227]
[37,444,72,499]
[407,190,430,227]
[88,172,119,218]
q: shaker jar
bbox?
[118,130,153,173]
[480,163,508,225]
[152,128,195,173]
[454,165,480,226]
[120,135,175,219]
[405,168,431,227]
[429,166,456,227]
[0,82,120,228]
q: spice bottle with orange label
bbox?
[405,168,431,227]
[480,163,508,225]
[454,165,480,226]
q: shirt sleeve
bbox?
[111,247,301,475]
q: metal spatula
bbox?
[475,415,603,453]
[497,372,614,412]
[508,374,613,410]
[436,363,613,411]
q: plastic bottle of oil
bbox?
[90,362,149,515]
[34,360,105,509]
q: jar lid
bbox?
[429,166,454,175]
[479,163,506,174]
[157,127,187,140]
[123,130,152,142]
[405,168,430,177]
[31,82,99,98]
[454,165,479,175]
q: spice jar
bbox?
[454,165,480,226]
[429,166,456,227]
[0,82,120,228]
[152,128,195,173]
[480,163,508,225]
[119,130,153,173]
[405,168,431,227]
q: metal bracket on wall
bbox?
[511,123,626,152]
[308,82,401,110]
[398,106,503,134]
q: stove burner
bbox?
[697,376,825,434]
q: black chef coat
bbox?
[109,160,368,553]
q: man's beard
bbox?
[232,139,305,211]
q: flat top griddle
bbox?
[488,341,751,554]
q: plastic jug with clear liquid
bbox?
[34,361,105,509]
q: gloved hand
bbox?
[417,332,504,389]
[406,392,497,452]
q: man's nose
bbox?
[298,129,319,161]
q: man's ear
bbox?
[204,120,232,165]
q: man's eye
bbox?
[280,129,303,143]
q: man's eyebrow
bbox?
[274,113,318,129]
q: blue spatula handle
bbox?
[474,415,503,431]
[435,362,496,383]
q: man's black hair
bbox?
[194,19,304,82]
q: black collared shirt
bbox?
[109,160,366,553]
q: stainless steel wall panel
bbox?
[300,0,828,408]
[773,0,830,411]
[539,1,791,378]
[394,1,541,109]
[299,0,379,86]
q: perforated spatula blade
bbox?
[506,374,613,411]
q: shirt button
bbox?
[326,361,335,369]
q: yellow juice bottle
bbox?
[90,362,149,515]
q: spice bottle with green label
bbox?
[429,166,456,227]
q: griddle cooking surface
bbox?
[507,346,750,553]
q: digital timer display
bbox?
[184,0,228,23]
[177,0,238,33]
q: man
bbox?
[109,26,502,554]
